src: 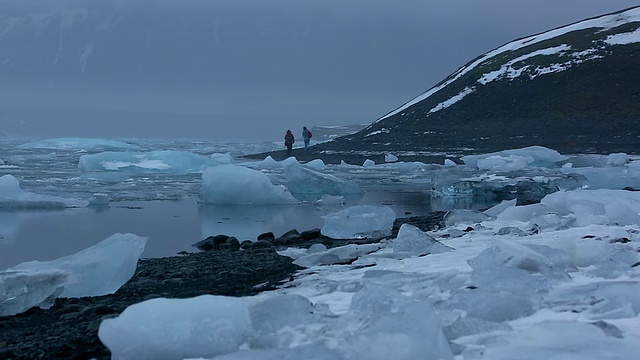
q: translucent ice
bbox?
[283,162,364,202]
[391,224,452,255]
[293,243,383,268]
[1,233,146,315]
[200,165,297,204]
[321,205,396,239]
[99,295,251,360]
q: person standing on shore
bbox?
[284,130,295,155]
[302,126,312,151]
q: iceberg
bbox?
[18,138,140,152]
[78,150,221,173]
[321,205,396,239]
[1,233,147,316]
[200,164,297,204]
[284,162,364,202]
[0,174,88,209]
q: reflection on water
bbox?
[0,191,501,269]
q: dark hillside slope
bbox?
[315,7,640,156]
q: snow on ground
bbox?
[376,7,640,122]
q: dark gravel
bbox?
[0,214,445,360]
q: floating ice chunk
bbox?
[363,159,375,167]
[321,205,396,239]
[607,153,629,166]
[391,224,452,255]
[201,165,297,204]
[99,295,251,360]
[293,244,382,268]
[78,151,218,173]
[1,234,146,315]
[0,270,68,316]
[0,175,88,209]
[461,146,566,169]
[284,162,363,202]
[18,138,140,152]
[444,209,491,227]
[313,194,346,205]
[482,321,640,359]
[384,154,398,162]
[88,193,110,206]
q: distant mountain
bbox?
[318,6,640,156]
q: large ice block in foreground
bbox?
[99,295,251,360]
[78,150,221,173]
[461,146,567,169]
[200,164,297,204]
[1,233,147,316]
[99,283,453,360]
[284,162,364,202]
[0,174,88,209]
[321,205,396,239]
[18,138,140,152]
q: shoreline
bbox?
[0,213,445,360]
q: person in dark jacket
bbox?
[284,130,295,155]
[302,126,312,150]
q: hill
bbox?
[314,6,640,157]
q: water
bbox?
[0,138,494,269]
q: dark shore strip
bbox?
[0,213,445,360]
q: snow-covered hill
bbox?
[321,6,640,155]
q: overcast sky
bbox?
[1,0,638,140]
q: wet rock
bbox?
[251,240,275,249]
[300,228,322,240]
[257,232,275,241]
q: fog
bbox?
[0,0,637,140]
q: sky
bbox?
[0,0,638,140]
